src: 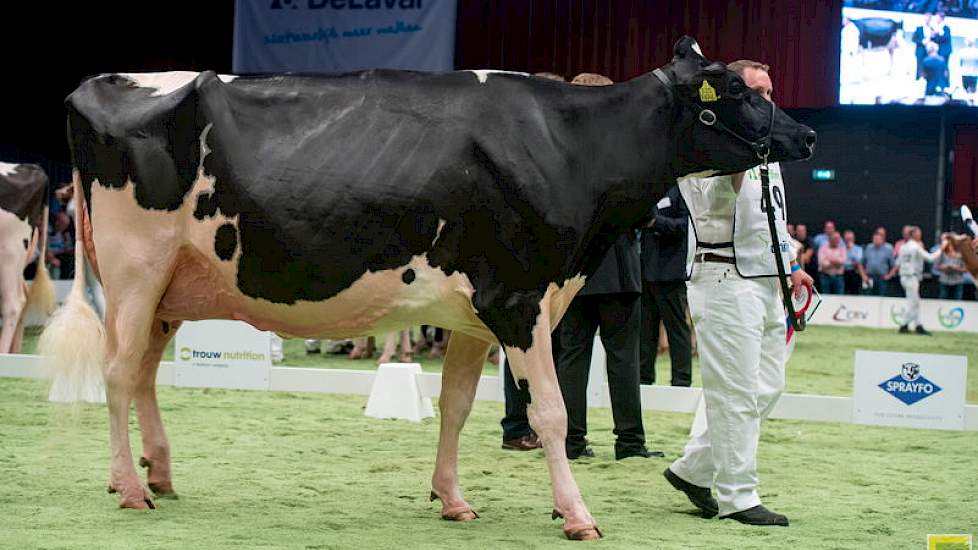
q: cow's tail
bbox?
[24,205,56,319]
[41,172,106,403]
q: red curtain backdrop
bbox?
[951,125,978,209]
[455,0,842,108]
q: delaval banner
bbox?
[233,0,457,74]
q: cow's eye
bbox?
[729,81,744,95]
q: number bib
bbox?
[731,163,792,278]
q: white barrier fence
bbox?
[2,352,976,431]
[808,294,978,333]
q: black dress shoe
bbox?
[615,447,666,460]
[663,468,718,518]
[915,325,932,336]
[568,447,595,460]
[501,433,543,451]
[719,505,789,526]
[899,324,910,334]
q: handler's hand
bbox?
[790,269,813,298]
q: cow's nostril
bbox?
[804,131,817,148]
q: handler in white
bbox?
[896,226,944,335]
[663,60,813,527]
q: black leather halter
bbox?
[654,68,805,332]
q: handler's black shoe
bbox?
[568,447,595,460]
[720,505,789,526]
[899,324,910,334]
[915,326,932,336]
[663,468,718,518]
[616,447,665,460]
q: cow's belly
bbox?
[156,242,494,342]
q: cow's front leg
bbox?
[430,332,491,521]
[504,303,601,540]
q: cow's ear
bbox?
[673,36,705,61]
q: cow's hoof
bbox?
[552,510,603,540]
[430,491,479,521]
[112,484,156,510]
[564,526,603,541]
[139,457,178,498]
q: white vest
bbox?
[682,163,792,279]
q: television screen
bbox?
[841,2,978,106]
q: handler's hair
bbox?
[534,72,566,82]
[727,60,770,77]
[571,73,613,86]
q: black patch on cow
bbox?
[66,73,205,215]
[23,239,29,250]
[193,191,219,220]
[402,269,415,284]
[161,321,170,334]
[0,164,48,229]
[64,48,813,350]
[214,223,237,261]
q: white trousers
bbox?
[900,275,921,329]
[670,262,786,516]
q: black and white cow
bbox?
[47,37,814,539]
[0,162,53,353]
[852,17,904,49]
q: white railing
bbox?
[2,353,975,431]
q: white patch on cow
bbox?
[117,72,238,96]
[0,206,34,268]
[431,218,448,247]
[467,69,529,84]
[691,41,704,56]
[0,162,18,177]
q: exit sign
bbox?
[812,169,835,181]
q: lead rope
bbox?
[760,158,805,332]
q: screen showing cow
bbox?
[841,2,978,106]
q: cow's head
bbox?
[659,36,816,178]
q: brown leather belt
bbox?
[695,253,736,265]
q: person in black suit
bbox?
[557,227,662,460]
[640,184,693,387]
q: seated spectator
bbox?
[843,230,864,295]
[818,231,846,294]
[936,238,967,300]
[46,211,75,280]
[861,228,896,296]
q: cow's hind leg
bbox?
[504,301,601,540]
[103,278,170,509]
[0,260,26,354]
[430,331,491,521]
[135,319,182,498]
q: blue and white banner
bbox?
[233,0,457,74]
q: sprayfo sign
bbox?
[233,0,456,74]
[174,320,272,390]
[853,351,966,431]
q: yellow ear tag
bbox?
[699,80,718,102]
